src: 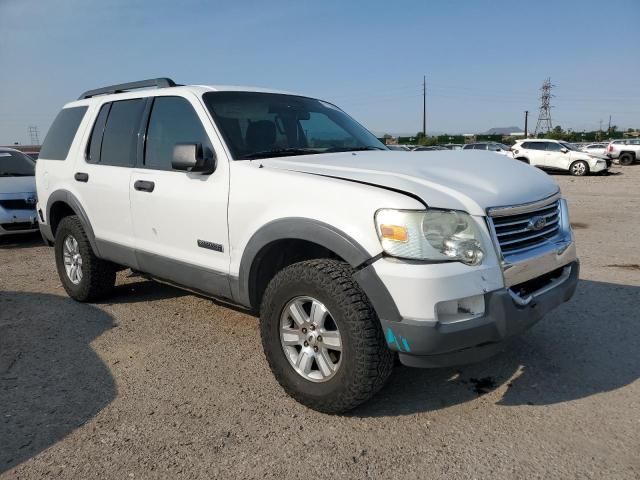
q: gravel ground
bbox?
[1,164,639,479]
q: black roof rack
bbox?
[78,77,178,100]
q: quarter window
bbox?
[39,106,88,160]
[144,97,210,171]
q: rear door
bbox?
[520,142,545,166]
[129,94,231,298]
[74,98,145,267]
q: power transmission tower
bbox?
[28,125,40,145]
[533,78,554,135]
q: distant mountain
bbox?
[483,126,522,135]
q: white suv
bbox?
[36,78,579,413]
[512,139,609,176]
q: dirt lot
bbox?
[1,165,639,479]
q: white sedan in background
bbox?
[581,143,608,156]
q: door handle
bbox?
[134,180,155,192]
[74,172,89,182]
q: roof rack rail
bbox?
[78,77,179,100]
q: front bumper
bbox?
[0,210,38,236]
[381,260,579,367]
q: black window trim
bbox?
[84,97,151,168]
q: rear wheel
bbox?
[54,216,116,302]
[619,153,634,166]
[569,160,589,176]
[260,259,393,413]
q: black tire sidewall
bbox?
[619,154,633,166]
[54,217,94,300]
[262,272,355,401]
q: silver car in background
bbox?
[0,148,38,237]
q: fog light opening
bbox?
[436,295,485,324]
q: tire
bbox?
[569,160,589,176]
[54,215,116,302]
[516,157,530,164]
[260,259,393,413]
[619,153,634,166]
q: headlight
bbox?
[375,209,485,265]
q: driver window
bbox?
[299,112,353,149]
[546,142,562,152]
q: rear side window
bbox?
[87,103,111,163]
[99,99,146,167]
[144,97,210,171]
[521,142,545,150]
[39,106,88,160]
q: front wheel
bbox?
[260,259,393,413]
[569,160,589,176]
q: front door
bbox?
[129,94,231,299]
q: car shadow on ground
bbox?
[0,232,42,250]
[97,277,190,305]
[351,279,640,417]
[0,291,116,473]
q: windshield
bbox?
[0,151,35,176]
[559,142,579,151]
[488,143,510,151]
[203,92,385,159]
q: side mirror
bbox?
[172,143,216,174]
[560,147,569,153]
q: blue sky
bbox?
[1,0,638,144]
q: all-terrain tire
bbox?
[54,215,116,302]
[260,259,394,413]
[619,153,634,166]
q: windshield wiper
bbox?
[325,146,386,153]
[238,148,319,160]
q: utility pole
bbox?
[534,78,554,135]
[599,119,603,140]
[524,110,529,138]
[422,75,427,137]
[608,115,611,136]
[28,125,40,145]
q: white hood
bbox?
[0,176,36,196]
[260,150,559,216]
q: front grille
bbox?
[0,199,35,210]
[1,222,37,231]
[490,200,560,254]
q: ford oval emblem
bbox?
[527,215,547,231]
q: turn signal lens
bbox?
[379,224,408,242]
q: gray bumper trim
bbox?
[381,260,579,368]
